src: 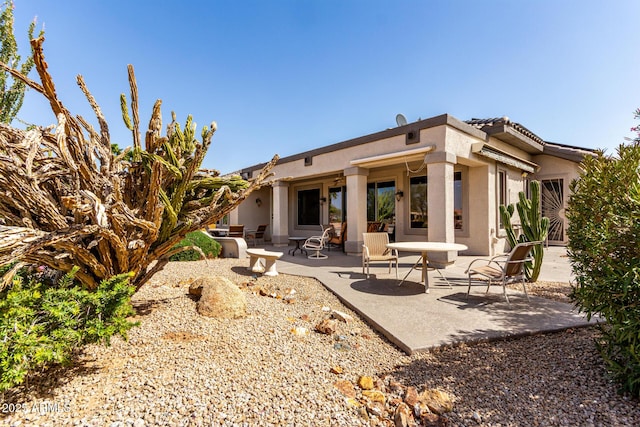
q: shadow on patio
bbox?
[261,244,596,354]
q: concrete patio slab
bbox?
[259,245,598,354]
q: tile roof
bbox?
[465,116,545,145]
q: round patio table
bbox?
[288,237,308,256]
[386,241,468,293]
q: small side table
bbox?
[288,237,308,256]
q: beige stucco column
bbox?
[344,166,369,255]
[467,165,493,256]
[229,208,240,225]
[426,151,457,265]
[271,181,289,246]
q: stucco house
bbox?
[225,113,594,264]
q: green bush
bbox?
[0,265,137,391]
[169,231,221,261]
[566,140,640,396]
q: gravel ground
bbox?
[2,259,638,426]
[506,281,573,304]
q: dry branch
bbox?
[0,37,278,290]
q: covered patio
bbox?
[255,244,595,354]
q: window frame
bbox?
[295,186,322,229]
[366,180,396,224]
[328,186,346,223]
[408,175,428,230]
[453,170,464,231]
[497,168,507,230]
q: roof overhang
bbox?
[481,124,545,153]
[542,142,597,163]
[472,143,539,173]
[350,145,436,168]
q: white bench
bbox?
[246,249,284,277]
[208,235,247,259]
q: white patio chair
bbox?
[302,227,333,259]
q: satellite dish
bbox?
[395,113,408,127]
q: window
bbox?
[454,171,463,230]
[410,176,427,228]
[297,188,320,226]
[498,169,507,228]
[410,172,463,230]
[329,186,346,223]
[219,214,229,226]
[367,181,395,223]
[524,176,531,199]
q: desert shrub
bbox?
[0,265,137,391]
[566,140,640,396]
[169,231,221,261]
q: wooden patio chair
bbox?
[362,232,398,279]
[465,241,541,303]
[367,222,382,232]
[246,224,268,246]
[228,225,245,238]
[327,222,347,252]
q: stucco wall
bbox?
[231,116,585,256]
[235,187,272,241]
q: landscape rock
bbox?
[358,375,375,390]
[330,366,344,374]
[366,401,385,417]
[331,309,354,323]
[362,389,386,404]
[394,402,413,427]
[283,288,296,302]
[193,276,247,318]
[419,389,454,415]
[388,378,405,394]
[404,386,418,406]
[333,342,351,351]
[188,279,205,297]
[334,379,356,398]
[315,318,339,335]
[421,412,448,427]
[290,327,309,336]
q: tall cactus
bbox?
[499,180,550,281]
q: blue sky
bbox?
[10,0,640,174]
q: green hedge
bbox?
[169,231,222,261]
[567,140,640,396]
[0,265,137,391]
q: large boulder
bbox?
[190,276,247,318]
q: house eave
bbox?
[472,143,539,173]
[240,113,487,175]
[350,145,436,168]
[482,124,545,153]
[541,142,598,163]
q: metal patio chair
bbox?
[466,241,541,303]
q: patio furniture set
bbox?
[297,228,539,303]
[208,222,539,303]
